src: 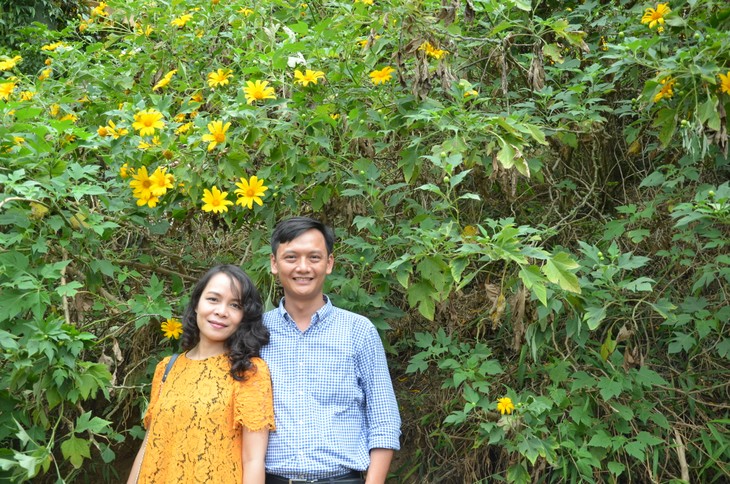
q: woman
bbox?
[127,265,274,484]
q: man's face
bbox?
[271,229,334,302]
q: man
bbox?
[261,216,401,484]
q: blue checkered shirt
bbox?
[261,296,401,480]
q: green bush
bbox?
[1,0,728,482]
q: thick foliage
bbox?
[0,0,728,482]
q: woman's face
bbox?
[195,272,244,348]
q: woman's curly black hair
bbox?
[180,264,269,381]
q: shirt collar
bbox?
[277,295,333,329]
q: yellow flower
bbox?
[130,165,154,200]
[294,69,325,86]
[79,21,89,32]
[20,91,35,101]
[357,35,381,48]
[44,58,52,66]
[107,120,128,139]
[464,89,478,98]
[59,113,78,123]
[201,186,233,213]
[719,71,730,95]
[419,41,448,60]
[243,80,276,104]
[171,13,193,27]
[201,120,231,151]
[98,125,109,137]
[133,109,165,136]
[461,225,478,237]
[0,55,22,71]
[641,3,670,29]
[49,104,60,117]
[0,81,16,101]
[150,167,174,196]
[153,69,177,91]
[496,397,515,415]
[92,2,109,16]
[30,202,49,219]
[369,66,395,85]
[138,136,161,150]
[137,25,154,36]
[41,42,65,51]
[355,0,374,5]
[207,69,233,88]
[13,136,25,145]
[330,113,340,120]
[119,163,133,178]
[235,175,268,209]
[653,77,676,102]
[38,68,52,81]
[161,318,183,339]
[176,122,193,135]
[136,191,160,208]
[238,8,254,16]
[191,92,204,103]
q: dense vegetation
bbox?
[1,0,728,482]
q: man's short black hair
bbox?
[271,216,335,255]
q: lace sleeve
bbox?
[233,357,275,432]
[142,356,169,429]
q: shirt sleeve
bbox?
[356,323,402,451]
[233,357,276,432]
[143,356,170,429]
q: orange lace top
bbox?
[138,353,275,483]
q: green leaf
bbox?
[653,107,677,148]
[635,367,669,388]
[496,138,515,169]
[542,252,581,293]
[506,463,530,483]
[635,431,664,447]
[624,440,646,461]
[597,377,623,401]
[517,436,545,465]
[60,436,91,469]
[479,359,503,376]
[668,332,696,354]
[588,431,613,448]
[407,281,436,320]
[513,0,532,11]
[600,332,616,360]
[74,412,112,434]
[56,281,84,297]
[607,461,625,476]
[519,265,547,306]
[584,305,607,331]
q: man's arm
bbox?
[365,448,394,484]
[356,323,401,480]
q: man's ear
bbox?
[326,253,334,274]
[270,253,278,274]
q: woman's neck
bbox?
[187,342,226,360]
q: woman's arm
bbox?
[241,428,269,484]
[126,430,149,484]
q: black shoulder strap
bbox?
[161,353,179,383]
